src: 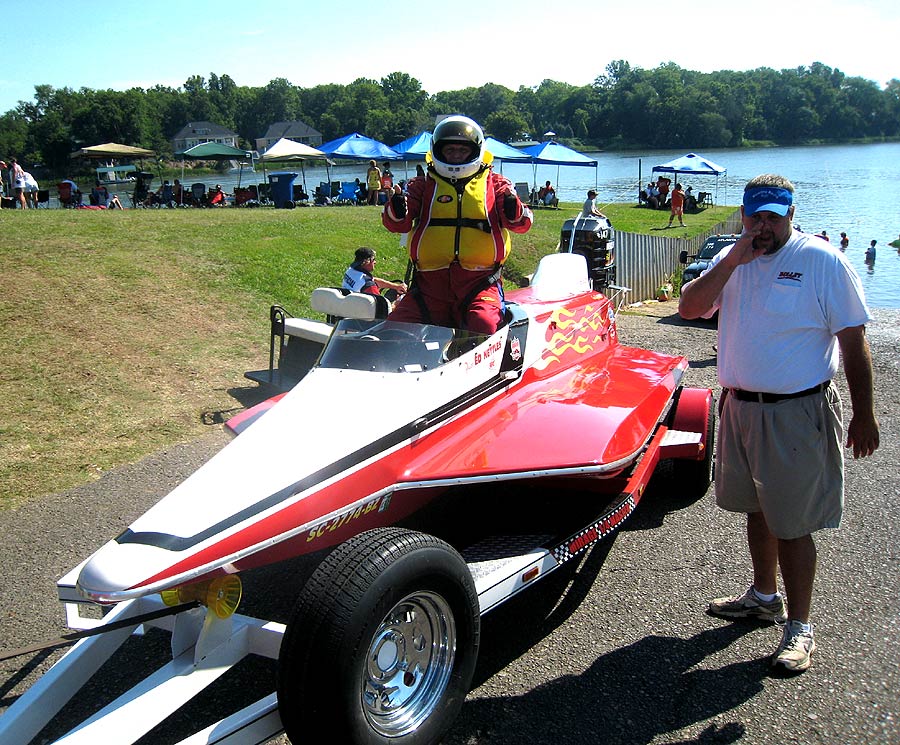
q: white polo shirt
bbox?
[706,230,872,393]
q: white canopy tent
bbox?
[258,138,327,193]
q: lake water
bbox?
[116,142,900,308]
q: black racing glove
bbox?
[503,193,519,221]
[391,193,407,220]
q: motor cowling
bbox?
[559,217,616,291]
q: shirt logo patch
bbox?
[437,195,453,203]
[777,271,803,283]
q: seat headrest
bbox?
[529,253,592,300]
[311,287,386,320]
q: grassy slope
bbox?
[0,202,734,508]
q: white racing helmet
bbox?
[431,115,485,180]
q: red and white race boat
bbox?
[0,243,714,745]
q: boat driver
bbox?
[382,116,533,334]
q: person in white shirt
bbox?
[342,247,407,299]
[580,189,606,219]
[679,173,879,674]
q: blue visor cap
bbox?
[743,186,793,216]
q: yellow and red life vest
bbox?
[408,165,511,272]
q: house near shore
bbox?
[255,120,323,152]
[171,122,240,154]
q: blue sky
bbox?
[3,0,897,115]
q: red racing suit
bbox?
[382,154,532,333]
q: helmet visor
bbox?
[434,141,479,164]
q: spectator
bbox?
[23,170,39,208]
[380,164,394,204]
[59,179,81,208]
[366,160,381,206]
[208,184,226,207]
[341,247,407,299]
[355,178,368,205]
[666,182,686,228]
[655,176,671,208]
[679,173,879,674]
[382,115,532,334]
[865,239,876,261]
[684,185,698,211]
[10,157,27,209]
[538,180,559,207]
[91,181,111,208]
[641,182,660,209]
[581,189,606,219]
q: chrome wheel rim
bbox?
[362,590,456,737]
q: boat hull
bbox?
[76,273,692,604]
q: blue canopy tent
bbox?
[392,132,431,180]
[651,152,727,205]
[520,140,598,193]
[318,133,400,194]
[392,131,431,161]
[319,132,400,161]
[484,137,532,176]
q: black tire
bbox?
[671,398,716,498]
[277,527,480,745]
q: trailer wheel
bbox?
[671,394,716,498]
[277,527,479,745]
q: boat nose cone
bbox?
[77,539,170,600]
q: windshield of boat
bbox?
[318,319,490,373]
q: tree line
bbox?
[2,61,897,174]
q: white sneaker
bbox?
[772,620,816,673]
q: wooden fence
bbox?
[615,210,743,303]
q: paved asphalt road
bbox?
[0,306,897,745]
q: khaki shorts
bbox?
[714,385,844,539]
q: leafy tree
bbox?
[381,72,427,111]
[485,107,528,142]
[469,83,515,125]
[5,60,899,175]
[0,111,30,164]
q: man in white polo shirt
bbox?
[679,173,880,674]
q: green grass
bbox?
[0,202,734,509]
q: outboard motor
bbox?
[559,216,616,291]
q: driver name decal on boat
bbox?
[464,338,504,372]
[306,494,390,543]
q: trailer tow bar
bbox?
[0,600,200,662]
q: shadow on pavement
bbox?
[448,620,764,744]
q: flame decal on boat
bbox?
[536,304,611,371]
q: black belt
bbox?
[728,381,830,403]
